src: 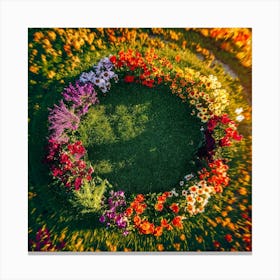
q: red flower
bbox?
[74,177,82,191]
[109,55,117,64]
[213,241,221,249]
[207,118,217,131]
[155,202,164,212]
[125,207,133,217]
[52,168,63,177]
[157,77,163,84]
[232,130,243,141]
[225,234,233,242]
[86,175,92,181]
[77,160,86,169]
[88,166,94,175]
[220,114,231,124]
[60,153,70,163]
[219,136,231,147]
[157,194,167,203]
[172,216,183,229]
[161,219,173,230]
[170,203,180,214]
[124,75,135,83]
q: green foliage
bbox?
[69,177,110,214]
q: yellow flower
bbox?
[72,40,81,51]
[226,206,233,212]
[33,31,44,42]
[47,70,56,79]
[47,30,56,41]
[29,65,39,74]
[227,222,236,231]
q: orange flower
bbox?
[180,234,186,241]
[133,215,141,226]
[154,226,163,237]
[135,194,145,203]
[157,244,164,251]
[155,202,164,211]
[172,216,183,229]
[135,203,146,215]
[170,203,180,213]
[160,218,172,230]
[139,221,154,235]
[157,194,167,203]
[173,243,181,251]
[175,55,181,62]
[125,207,133,217]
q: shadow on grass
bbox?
[79,82,203,194]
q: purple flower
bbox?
[79,57,118,93]
[62,82,99,116]
[123,230,129,236]
[99,215,106,223]
[48,100,80,143]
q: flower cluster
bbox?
[207,114,243,147]
[62,82,99,116]
[47,57,118,193]
[110,49,172,88]
[124,192,185,237]
[198,159,230,193]
[181,181,214,215]
[80,57,118,93]
[99,190,129,235]
[45,53,244,240]
[47,139,94,190]
[48,100,80,143]
[191,28,252,67]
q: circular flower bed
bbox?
[46,49,243,237]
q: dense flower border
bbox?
[46,49,243,237]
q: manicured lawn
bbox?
[78,82,202,194]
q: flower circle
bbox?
[46,49,243,237]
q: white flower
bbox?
[179,181,184,187]
[79,71,95,83]
[236,114,245,122]
[184,174,194,181]
[235,107,243,115]
[182,190,188,196]
[171,188,179,197]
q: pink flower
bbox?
[74,177,82,191]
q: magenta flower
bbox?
[62,82,99,116]
[48,100,80,143]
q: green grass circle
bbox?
[78,82,203,194]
